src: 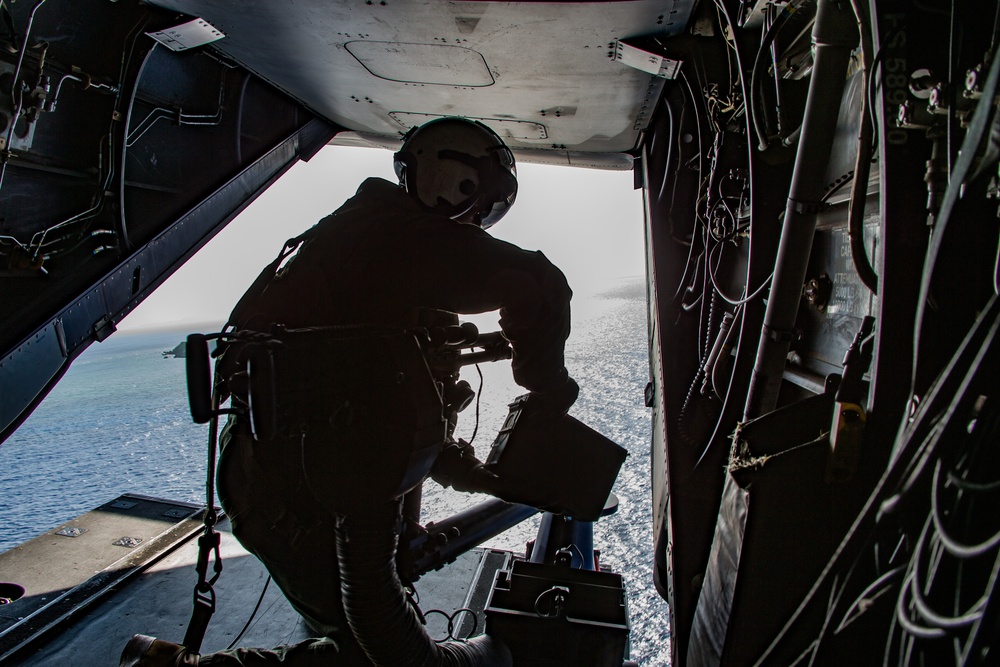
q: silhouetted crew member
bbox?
[121,117,577,666]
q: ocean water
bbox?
[0,279,672,665]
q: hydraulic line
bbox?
[0,0,47,192]
[749,0,809,151]
[846,0,879,295]
[744,0,859,419]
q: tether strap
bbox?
[183,387,226,652]
[183,528,221,651]
[183,230,319,651]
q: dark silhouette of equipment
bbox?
[183,323,633,665]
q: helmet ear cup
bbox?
[393,150,414,187]
[393,123,420,186]
[475,150,517,228]
[488,159,517,201]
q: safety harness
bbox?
[181,230,315,653]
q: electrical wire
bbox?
[894,577,947,640]
[930,460,1000,560]
[678,247,706,313]
[756,295,1000,664]
[834,566,904,634]
[990,2,1000,60]
[671,201,703,306]
[756,6,779,143]
[912,45,1000,403]
[702,270,717,362]
[946,470,1000,493]
[713,2,737,97]
[110,14,154,250]
[885,334,1000,662]
[908,513,989,630]
[800,535,875,666]
[946,0,961,180]
[696,228,712,358]
[865,23,905,159]
[749,0,810,151]
[225,575,272,650]
[707,238,772,307]
[708,170,749,240]
[662,72,704,298]
[668,5,756,459]
[465,364,484,446]
[709,307,740,400]
[656,83,676,205]
[680,71,704,192]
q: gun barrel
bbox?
[409,499,538,576]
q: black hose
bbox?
[744,0,858,419]
[750,7,784,150]
[749,0,810,151]
[336,501,512,667]
[846,0,879,295]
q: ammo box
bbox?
[485,559,630,666]
[485,394,627,521]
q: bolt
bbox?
[965,65,983,99]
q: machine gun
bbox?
[185,322,632,666]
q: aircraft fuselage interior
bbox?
[1,1,998,665]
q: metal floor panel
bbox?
[1,495,499,666]
[0,494,204,662]
[8,520,308,666]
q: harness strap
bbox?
[183,384,227,653]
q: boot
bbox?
[120,635,200,667]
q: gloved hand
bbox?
[430,439,501,494]
[523,376,579,418]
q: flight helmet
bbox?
[393,117,517,228]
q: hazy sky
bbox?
[119,145,646,331]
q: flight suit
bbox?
[207,177,573,665]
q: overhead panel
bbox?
[147,1,700,162]
[345,42,494,86]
